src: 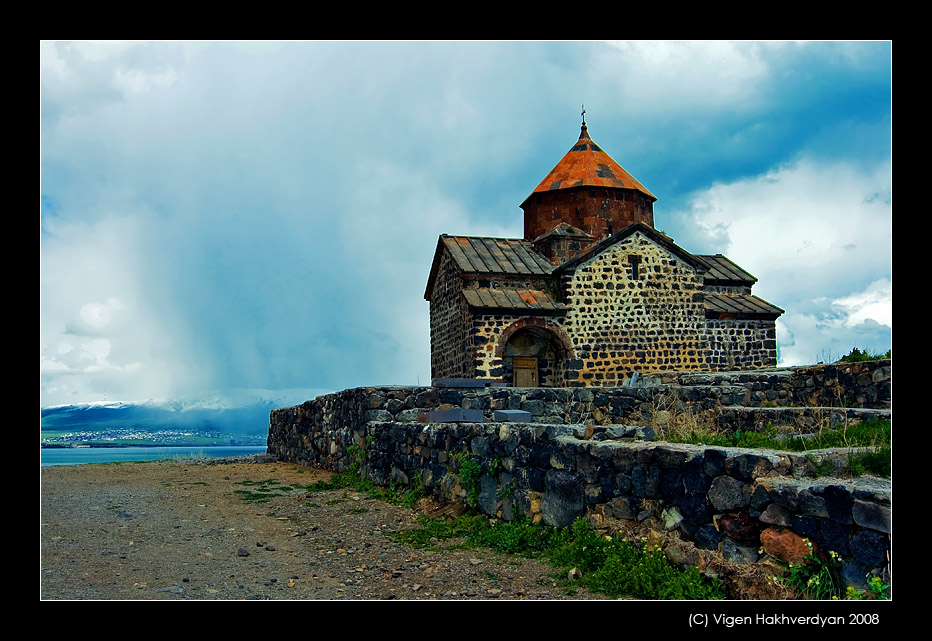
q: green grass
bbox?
[388,515,725,600]
[303,462,425,509]
[234,478,297,503]
[665,419,891,478]
[848,446,891,478]
[667,419,889,451]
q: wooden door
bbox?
[514,357,538,387]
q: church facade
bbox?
[425,119,783,387]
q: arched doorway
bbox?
[497,320,575,387]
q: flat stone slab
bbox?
[432,378,489,388]
[494,409,532,422]
[427,408,484,423]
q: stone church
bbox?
[424,116,783,387]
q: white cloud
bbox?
[776,308,891,367]
[113,66,181,95]
[68,41,138,62]
[79,338,113,372]
[40,216,185,405]
[678,157,891,302]
[599,41,772,113]
[64,298,126,335]
[40,40,186,125]
[832,279,892,328]
[673,156,891,366]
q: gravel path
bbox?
[40,457,603,600]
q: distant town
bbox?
[41,427,266,448]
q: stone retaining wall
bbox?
[267,360,891,590]
[658,359,891,409]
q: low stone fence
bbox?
[266,361,891,592]
[658,359,891,409]
[268,361,891,465]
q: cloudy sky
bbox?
[40,41,892,407]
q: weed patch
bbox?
[846,576,891,600]
[661,419,891,478]
[237,478,282,487]
[780,545,845,599]
[389,514,724,600]
[305,463,425,509]
[234,490,279,503]
[234,479,294,503]
[451,453,482,508]
[388,515,464,548]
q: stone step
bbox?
[761,475,890,533]
[716,406,891,432]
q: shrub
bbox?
[837,347,891,363]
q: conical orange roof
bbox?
[523,123,656,204]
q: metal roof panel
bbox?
[442,236,554,276]
[704,292,784,318]
[462,288,567,314]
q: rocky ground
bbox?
[40,456,606,601]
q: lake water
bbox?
[40,445,268,467]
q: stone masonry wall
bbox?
[704,319,778,370]
[657,360,892,410]
[267,361,891,591]
[471,314,570,385]
[268,361,891,469]
[429,252,472,378]
[557,231,709,383]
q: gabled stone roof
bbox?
[522,123,656,207]
[424,234,554,301]
[693,254,758,286]
[440,235,554,276]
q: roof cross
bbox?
[581,104,586,126]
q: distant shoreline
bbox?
[40,444,269,467]
[40,442,266,449]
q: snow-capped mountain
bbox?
[40,388,331,444]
